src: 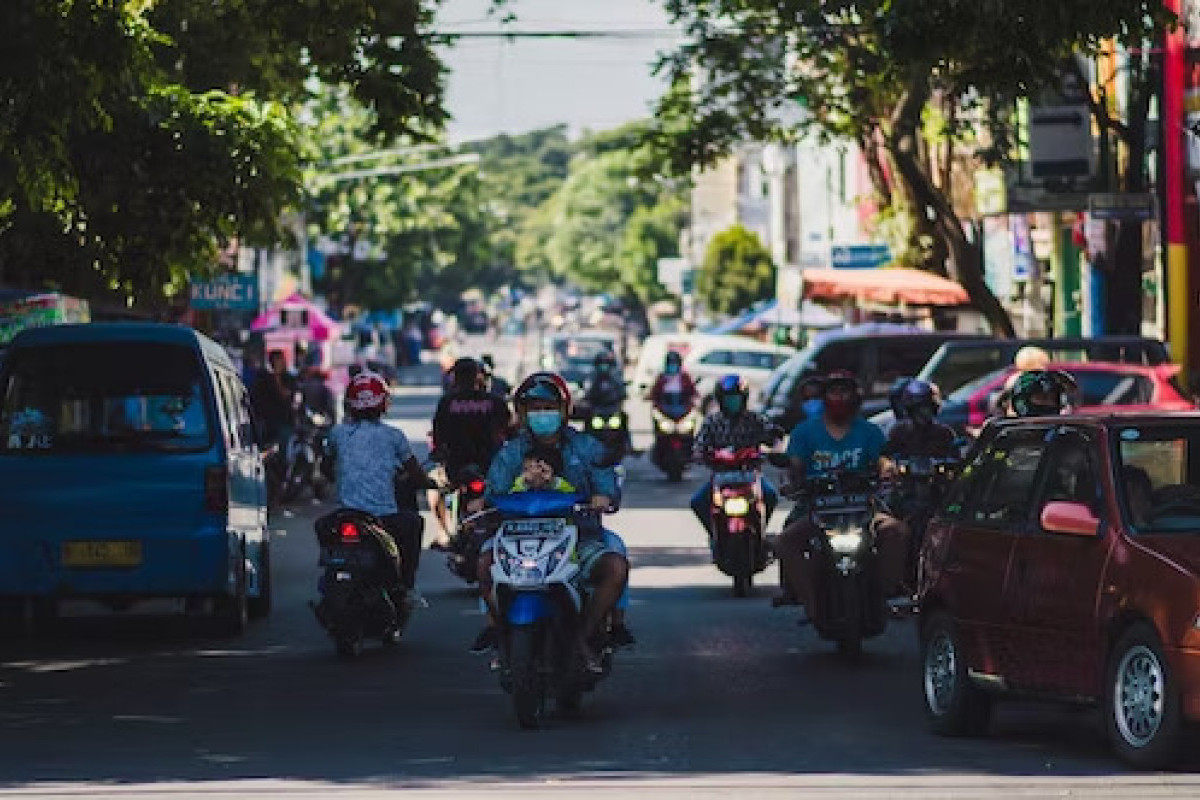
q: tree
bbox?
[697,224,775,316]
[0,0,463,308]
[654,0,1170,337]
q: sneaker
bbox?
[609,624,636,649]
[470,625,498,654]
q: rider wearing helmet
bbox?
[1008,369,1077,417]
[325,371,436,594]
[649,351,698,410]
[888,377,914,422]
[774,372,911,609]
[690,375,784,541]
[430,357,512,547]
[471,372,634,666]
[584,349,627,410]
[883,379,958,459]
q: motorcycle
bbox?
[706,446,771,597]
[587,404,628,466]
[484,492,616,729]
[282,408,332,502]
[651,403,699,482]
[311,509,412,658]
[789,472,887,658]
[888,455,961,587]
[444,464,491,585]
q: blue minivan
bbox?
[0,323,270,634]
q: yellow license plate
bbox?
[62,541,142,568]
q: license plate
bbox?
[715,470,757,485]
[814,493,870,509]
[499,518,564,537]
[62,540,142,568]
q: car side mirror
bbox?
[1040,501,1100,538]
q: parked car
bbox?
[918,413,1200,768]
[873,361,1192,436]
[684,339,794,412]
[917,336,1169,398]
[759,324,983,430]
[0,323,270,635]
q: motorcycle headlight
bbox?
[311,413,329,427]
[591,416,605,430]
[677,415,696,434]
[723,497,751,517]
[608,414,623,429]
[828,529,864,555]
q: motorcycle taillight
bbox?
[467,479,486,495]
[339,521,361,542]
[204,465,228,513]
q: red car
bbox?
[918,413,1200,768]
[943,361,1192,434]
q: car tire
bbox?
[1104,623,1183,770]
[921,611,992,737]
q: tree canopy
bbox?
[654,0,1171,335]
[697,224,775,316]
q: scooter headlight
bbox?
[608,414,623,429]
[591,416,605,430]
[828,528,864,555]
[723,497,751,517]
[677,414,697,434]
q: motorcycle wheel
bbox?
[666,463,684,482]
[335,634,363,658]
[733,572,752,598]
[508,625,545,729]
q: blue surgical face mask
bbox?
[802,397,824,418]
[526,410,563,437]
[665,363,680,375]
[720,395,746,416]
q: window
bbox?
[699,350,733,366]
[1074,371,1152,407]
[967,428,1049,526]
[1039,431,1100,509]
[0,342,212,454]
[812,341,862,375]
[728,350,789,370]
[1116,425,1200,534]
[873,339,941,394]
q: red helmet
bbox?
[346,370,389,412]
[514,371,573,416]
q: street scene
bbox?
[6,0,1200,798]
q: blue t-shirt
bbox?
[786,417,886,477]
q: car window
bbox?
[214,373,240,449]
[1074,371,1153,406]
[873,339,943,395]
[1037,430,1101,510]
[1116,424,1200,534]
[729,350,788,370]
[813,340,862,375]
[699,350,733,366]
[930,348,1012,396]
[965,427,1049,527]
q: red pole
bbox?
[1164,0,1189,368]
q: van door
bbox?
[1004,426,1111,696]
[214,371,264,538]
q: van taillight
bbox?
[339,521,360,542]
[204,465,229,513]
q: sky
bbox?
[436,0,681,143]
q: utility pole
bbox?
[1164,0,1188,370]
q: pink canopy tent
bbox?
[802,268,969,307]
[251,293,340,341]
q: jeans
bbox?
[690,477,779,555]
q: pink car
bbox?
[943,362,1193,434]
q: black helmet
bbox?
[899,379,941,425]
[1010,369,1075,417]
[714,374,749,417]
[451,357,482,390]
[888,377,914,419]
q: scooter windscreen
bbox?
[490,491,586,518]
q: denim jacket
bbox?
[485,427,619,503]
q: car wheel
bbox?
[1105,623,1183,769]
[921,611,992,736]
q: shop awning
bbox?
[802,268,970,307]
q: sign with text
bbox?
[830,243,891,269]
[189,275,258,310]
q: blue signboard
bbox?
[190,275,259,310]
[831,244,891,269]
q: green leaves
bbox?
[697,224,775,316]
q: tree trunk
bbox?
[887,77,1016,337]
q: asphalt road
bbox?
[2,336,1199,798]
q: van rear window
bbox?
[0,342,211,454]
